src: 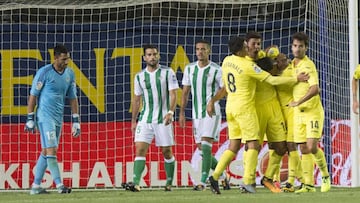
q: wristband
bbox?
[72,113,80,123]
[167,110,174,116]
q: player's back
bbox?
[276,65,294,107]
[255,80,277,105]
[222,54,269,113]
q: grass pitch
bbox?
[1,187,360,203]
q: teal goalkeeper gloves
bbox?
[72,114,81,138]
[24,112,36,133]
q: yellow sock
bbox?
[243,149,258,185]
[288,151,301,185]
[273,163,280,182]
[213,150,235,180]
[264,149,282,179]
[301,154,314,186]
[313,148,330,177]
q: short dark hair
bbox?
[228,36,246,54]
[143,44,158,55]
[54,44,68,56]
[292,32,309,47]
[195,39,211,48]
[245,31,262,42]
[256,57,274,72]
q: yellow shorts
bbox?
[281,106,294,142]
[226,109,259,141]
[256,99,286,143]
[293,107,324,143]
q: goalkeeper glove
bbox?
[71,113,81,138]
[24,112,36,133]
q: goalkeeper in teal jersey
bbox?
[25,44,80,194]
[125,44,179,192]
[179,39,230,191]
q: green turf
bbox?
[1,187,360,203]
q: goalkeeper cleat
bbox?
[281,182,295,193]
[261,176,282,193]
[221,172,231,190]
[164,185,172,192]
[240,184,256,193]
[30,187,49,195]
[321,176,331,192]
[57,185,72,194]
[209,176,221,194]
[295,184,316,193]
[193,184,205,191]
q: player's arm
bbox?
[207,86,227,117]
[164,89,177,126]
[288,84,320,107]
[131,94,141,133]
[352,76,359,114]
[69,98,81,137]
[24,94,37,133]
[179,85,191,128]
[264,72,308,86]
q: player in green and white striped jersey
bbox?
[128,44,179,192]
[179,39,228,191]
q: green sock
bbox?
[200,143,212,184]
[210,156,218,170]
[133,157,146,185]
[164,157,175,186]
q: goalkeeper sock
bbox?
[164,156,175,186]
[133,157,146,185]
[301,153,315,186]
[213,150,235,180]
[243,149,258,185]
[288,150,301,185]
[46,155,61,185]
[33,154,48,186]
[200,141,212,184]
[210,156,218,170]
[313,148,330,177]
[264,149,282,179]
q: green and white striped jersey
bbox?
[134,65,179,124]
[182,61,223,119]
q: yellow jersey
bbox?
[221,54,270,113]
[276,64,294,107]
[353,64,360,79]
[292,56,322,111]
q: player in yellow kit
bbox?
[352,64,360,114]
[288,32,331,193]
[207,36,305,194]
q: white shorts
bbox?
[193,115,221,144]
[134,122,175,146]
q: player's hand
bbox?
[24,112,36,133]
[71,114,81,137]
[131,120,137,134]
[206,101,215,117]
[163,111,174,126]
[297,72,309,82]
[179,113,185,128]
[353,100,359,114]
[288,101,299,107]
